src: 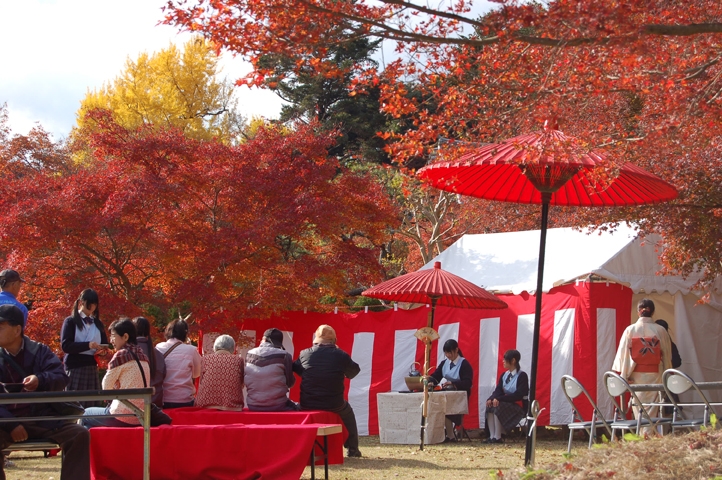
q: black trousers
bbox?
[0,422,90,480]
[306,401,359,451]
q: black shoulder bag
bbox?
[0,349,84,417]
[128,350,172,426]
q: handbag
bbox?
[129,350,173,426]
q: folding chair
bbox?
[662,369,717,433]
[603,371,671,440]
[561,375,612,453]
[452,417,473,442]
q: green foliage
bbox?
[623,432,642,442]
[257,38,391,165]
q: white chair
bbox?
[561,375,612,453]
[662,369,718,433]
[603,371,671,440]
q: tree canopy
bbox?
[76,38,244,143]
[164,0,722,289]
[0,106,398,348]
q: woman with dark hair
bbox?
[612,298,672,432]
[430,339,473,442]
[132,317,166,407]
[81,318,150,428]
[155,318,201,409]
[484,349,529,444]
[60,288,109,407]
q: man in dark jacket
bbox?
[293,324,362,458]
[0,305,90,480]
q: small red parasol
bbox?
[363,261,506,450]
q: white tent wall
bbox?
[423,225,722,425]
[633,292,722,418]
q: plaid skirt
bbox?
[66,364,101,408]
[487,401,525,433]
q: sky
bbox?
[0,0,284,140]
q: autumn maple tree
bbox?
[164,0,722,288]
[0,106,398,347]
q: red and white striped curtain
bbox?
[206,282,631,434]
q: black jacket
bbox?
[488,370,529,412]
[0,336,70,431]
[292,343,360,410]
[60,315,108,369]
[430,358,473,396]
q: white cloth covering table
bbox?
[377,391,469,444]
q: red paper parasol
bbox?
[363,261,506,449]
[362,261,507,310]
[417,125,677,464]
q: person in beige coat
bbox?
[612,298,672,433]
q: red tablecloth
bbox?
[90,424,322,480]
[166,407,347,464]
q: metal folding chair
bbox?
[561,375,612,453]
[603,371,671,440]
[662,369,718,433]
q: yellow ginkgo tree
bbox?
[75,38,245,144]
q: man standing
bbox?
[0,270,28,327]
[0,305,90,480]
[293,324,362,458]
[245,328,297,411]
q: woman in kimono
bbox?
[612,298,671,430]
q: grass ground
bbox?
[7,428,721,479]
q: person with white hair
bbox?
[293,324,362,458]
[195,334,245,410]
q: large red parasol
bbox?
[417,126,677,464]
[363,261,506,449]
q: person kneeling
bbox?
[484,349,528,444]
[82,318,150,428]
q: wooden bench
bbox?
[310,424,343,480]
[0,388,154,479]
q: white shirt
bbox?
[155,339,202,404]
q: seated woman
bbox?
[484,349,529,444]
[132,316,166,407]
[155,318,202,409]
[195,335,245,410]
[429,339,473,443]
[82,318,151,428]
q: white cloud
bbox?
[0,0,283,139]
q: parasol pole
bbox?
[420,296,439,450]
[524,192,550,466]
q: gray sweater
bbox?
[244,342,295,411]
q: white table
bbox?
[377,391,469,444]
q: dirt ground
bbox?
[6,428,721,479]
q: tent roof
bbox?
[421,225,721,295]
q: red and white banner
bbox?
[211,282,632,435]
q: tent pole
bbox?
[525,193,550,467]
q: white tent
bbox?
[423,225,722,415]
